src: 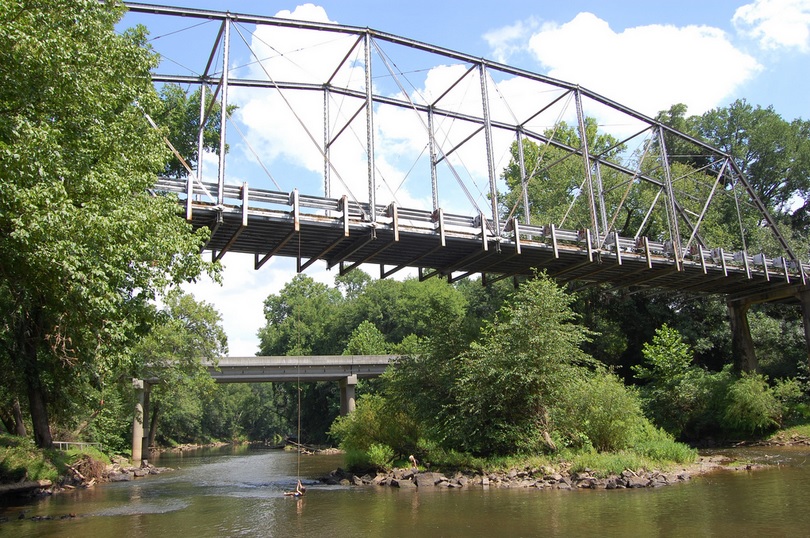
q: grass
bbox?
[1,434,59,483]
[411,441,696,479]
[767,423,810,442]
[1,433,112,484]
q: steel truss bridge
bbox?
[126,3,809,305]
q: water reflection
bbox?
[2,445,810,537]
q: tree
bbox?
[155,84,232,178]
[259,274,343,356]
[0,1,213,447]
[657,101,810,242]
[134,291,227,446]
[499,118,627,232]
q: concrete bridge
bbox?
[132,355,397,461]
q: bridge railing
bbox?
[156,177,809,287]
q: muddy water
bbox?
[2,445,809,537]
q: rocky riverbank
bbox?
[321,455,758,492]
[3,455,173,498]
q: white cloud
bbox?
[733,0,810,52]
[183,255,334,357]
[483,17,540,63]
[523,12,761,117]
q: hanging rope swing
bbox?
[284,233,306,498]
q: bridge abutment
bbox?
[728,300,758,372]
[339,375,357,416]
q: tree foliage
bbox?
[134,291,227,446]
[155,84,232,178]
[0,0,213,447]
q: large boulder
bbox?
[414,472,442,488]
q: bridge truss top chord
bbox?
[125,2,808,304]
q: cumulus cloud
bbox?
[483,17,541,63]
[524,12,761,117]
[182,255,334,357]
[733,0,810,52]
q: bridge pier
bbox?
[800,289,810,370]
[728,300,758,372]
[132,379,145,464]
[131,379,151,464]
[339,375,357,416]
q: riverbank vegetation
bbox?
[2,0,810,485]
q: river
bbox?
[2,445,809,537]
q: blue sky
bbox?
[121,0,810,356]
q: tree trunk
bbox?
[22,320,52,448]
[12,397,27,437]
[0,411,13,434]
[27,379,52,448]
[148,401,160,448]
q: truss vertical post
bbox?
[428,107,439,213]
[216,16,231,206]
[656,126,682,270]
[478,63,499,237]
[364,32,376,223]
[324,88,331,200]
[594,161,609,237]
[188,84,207,220]
[516,131,530,225]
[574,89,600,244]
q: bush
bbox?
[772,377,810,425]
[328,394,418,457]
[724,373,781,434]
[631,422,697,463]
[557,371,646,452]
[367,443,395,470]
[0,434,59,483]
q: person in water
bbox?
[284,479,306,497]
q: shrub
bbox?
[366,443,395,470]
[772,377,810,425]
[557,371,647,452]
[328,394,418,457]
[724,373,781,434]
[631,421,697,463]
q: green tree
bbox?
[343,320,389,355]
[258,274,343,356]
[135,291,227,446]
[499,118,627,232]
[0,0,213,447]
[155,84,232,178]
[448,275,595,455]
[694,100,810,215]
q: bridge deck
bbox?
[202,355,396,383]
[158,179,808,303]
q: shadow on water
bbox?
[3,445,810,537]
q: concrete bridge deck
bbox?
[204,355,397,383]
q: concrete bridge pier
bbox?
[339,375,357,416]
[728,300,758,372]
[131,379,151,464]
[132,379,144,464]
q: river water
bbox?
[2,445,810,537]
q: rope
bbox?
[296,231,302,482]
